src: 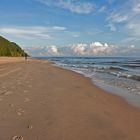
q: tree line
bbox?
[0,36,28,57]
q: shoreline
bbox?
[0,57,140,140]
[0,57,140,109]
[53,62,140,109]
[1,57,139,109]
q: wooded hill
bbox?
[0,36,28,56]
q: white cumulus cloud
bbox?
[70,43,87,55]
[89,42,115,55]
[23,41,139,57]
[47,45,59,55]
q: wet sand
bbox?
[0,57,140,140]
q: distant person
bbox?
[25,53,28,60]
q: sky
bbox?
[0,0,140,56]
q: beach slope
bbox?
[0,58,140,140]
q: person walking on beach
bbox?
[25,53,28,60]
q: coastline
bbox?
[53,62,140,108]
[0,57,140,140]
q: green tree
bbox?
[0,36,28,57]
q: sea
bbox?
[38,57,140,108]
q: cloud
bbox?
[23,41,116,56]
[23,46,46,56]
[0,25,66,40]
[116,45,140,55]
[106,11,128,32]
[23,41,140,57]
[106,0,140,40]
[122,37,140,44]
[72,34,80,38]
[37,0,95,14]
[70,43,87,55]
[98,6,107,13]
[89,42,116,55]
[130,0,140,13]
[46,45,59,55]
[107,23,117,31]
[52,26,66,31]
[107,12,128,23]
[24,45,60,56]
[66,42,115,56]
[126,21,140,36]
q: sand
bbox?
[0,57,140,140]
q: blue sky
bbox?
[0,0,140,56]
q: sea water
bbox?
[39,57,140,108]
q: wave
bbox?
[107,66,127,71]
[128,75,140,81]
[111,72,140,81]
[121,64,140,68]
[54,57,140,82]
[132,59,140,63]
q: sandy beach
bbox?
[0,57,140,140]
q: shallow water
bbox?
[37,57,140,108]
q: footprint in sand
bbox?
[24,97,31,103]
[12,136,23,140]
[9,103,14,107]
[27,125,33,130]
[16,108,25,116]
[0,90,6,95]
[23,90,28,93]
[4,91,13,95]
[0,90,12,96]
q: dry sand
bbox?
[0,57,140,140]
